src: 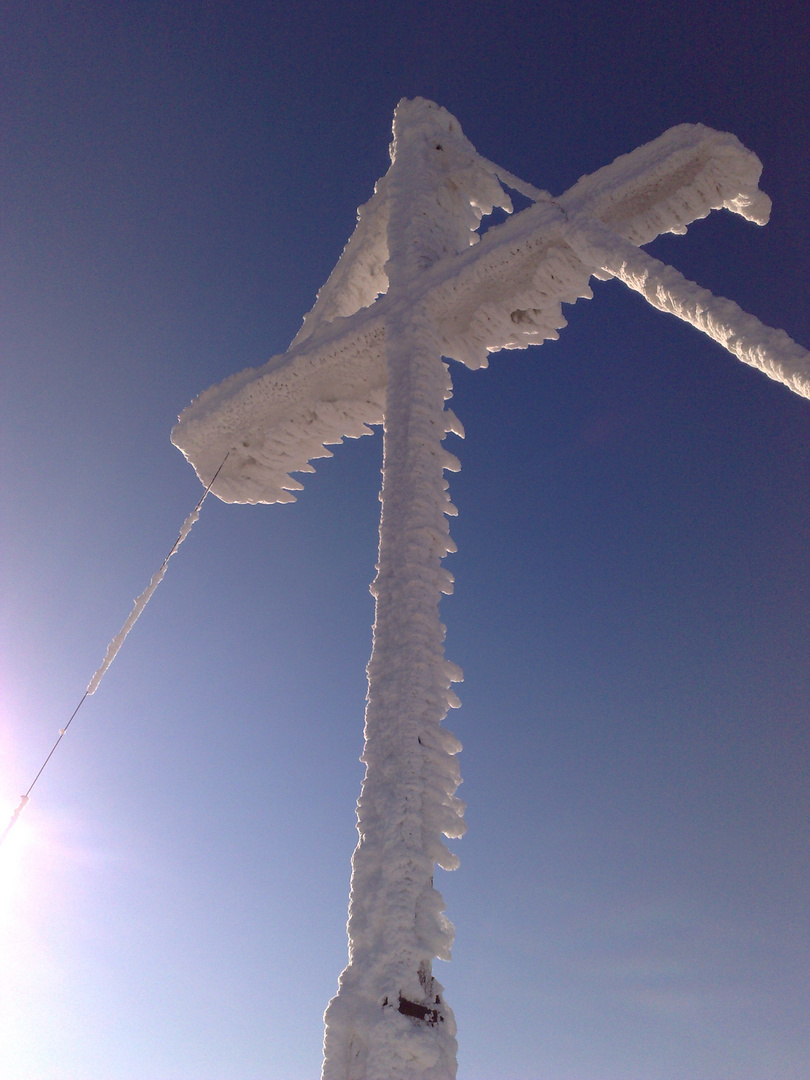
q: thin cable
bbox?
[1,451,231,846]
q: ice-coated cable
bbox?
[0,451,231,846]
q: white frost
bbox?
[565,218,810,398]
[87,506,201,694]
[169,98,810,1080]
[322,98,481,1080]
[172,111,803,511]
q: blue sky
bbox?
[1,3,808,1078]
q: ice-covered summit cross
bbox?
[172,99,809,1080]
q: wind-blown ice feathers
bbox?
[172,115,806,506]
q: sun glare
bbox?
[0,810,36,934]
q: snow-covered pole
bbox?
[169,100,809,1079]
[322,100,468,1080]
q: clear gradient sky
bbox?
[1,3,808,1079]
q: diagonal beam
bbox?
[564,217,810,399]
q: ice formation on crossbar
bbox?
[172,100,809,1080]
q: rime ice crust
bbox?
[171,108,806,505]
[565,219,810,398]
[322,99,482,1080]
[170,99,810,1080]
